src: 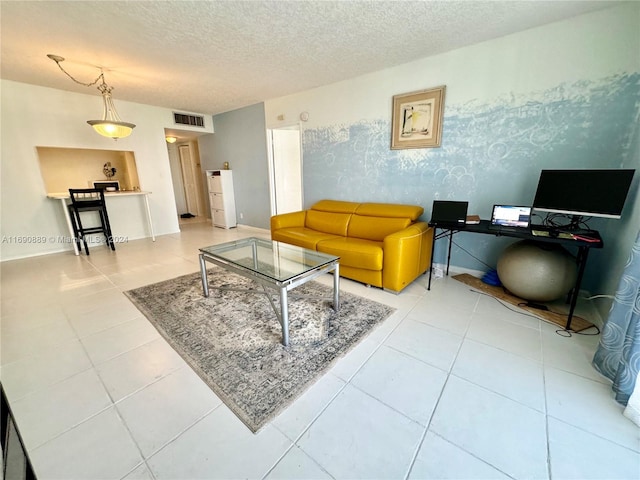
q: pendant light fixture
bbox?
[47,54,135,139]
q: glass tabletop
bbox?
[199,237,339,283]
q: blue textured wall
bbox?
[302,73,640,278]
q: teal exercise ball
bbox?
[497,240,577,302]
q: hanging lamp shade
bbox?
[87,82,135,139]
[47,54,136,140]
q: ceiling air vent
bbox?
[173,112,205,128]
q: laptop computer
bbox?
[430,200,469,225]
[489,205,532,232]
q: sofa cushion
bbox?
[356,203,423,221]
[311,199,361,214]
[272,227,341,251]
[317,237,383,271]
[270,210,306,231]
[306,210,351,236]
[347,214,412,242]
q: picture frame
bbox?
[391,85,446,149]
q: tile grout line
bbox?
[402,293,476,480]
[264,304,415,479]
[23,334,186,475]
[540,313,553,480]
[120,401,224,479]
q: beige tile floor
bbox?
[1,223,638,479]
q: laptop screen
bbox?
[431,200,468,224]
[491,205,531,228]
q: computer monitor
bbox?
[532,169,635,228]
[93,180,120,191]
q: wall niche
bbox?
[37,146,140,194]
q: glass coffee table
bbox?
[198,237,340,346]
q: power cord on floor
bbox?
[553,325,600,337]
[471,289,601,337]
[582,294,615,300]
[448,236,604,338]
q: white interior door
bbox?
[179,144,200,216]
[268,126,303,215]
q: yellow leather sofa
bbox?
[270,199,433,293]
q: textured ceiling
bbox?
[0,1,621,116]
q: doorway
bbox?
[267,125,303,216]
[178,144,201,217]
[166,135,208,224]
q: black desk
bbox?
[428,220,603,330]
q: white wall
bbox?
[266,4,638,132]
[0,80,213,261]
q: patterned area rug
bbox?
[125,268,395,432]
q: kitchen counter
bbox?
[47,191,155,255]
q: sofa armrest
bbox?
[270,210,307,232]
[382,222,433,292]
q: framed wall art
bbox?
[391,85,446,149]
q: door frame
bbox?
[172,140,207,220]
[266,123,304,216]
[178,144,196,215]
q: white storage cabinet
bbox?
[205,170,236,228]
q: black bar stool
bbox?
[67,188,116,255]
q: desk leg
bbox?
[142,194,156,241]
[60,198,79,256]
[446,231,453,276]
[565,247,589,331]
[428,228,436,290]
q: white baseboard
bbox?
[431,262,485,279]
[236,224,270,236]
